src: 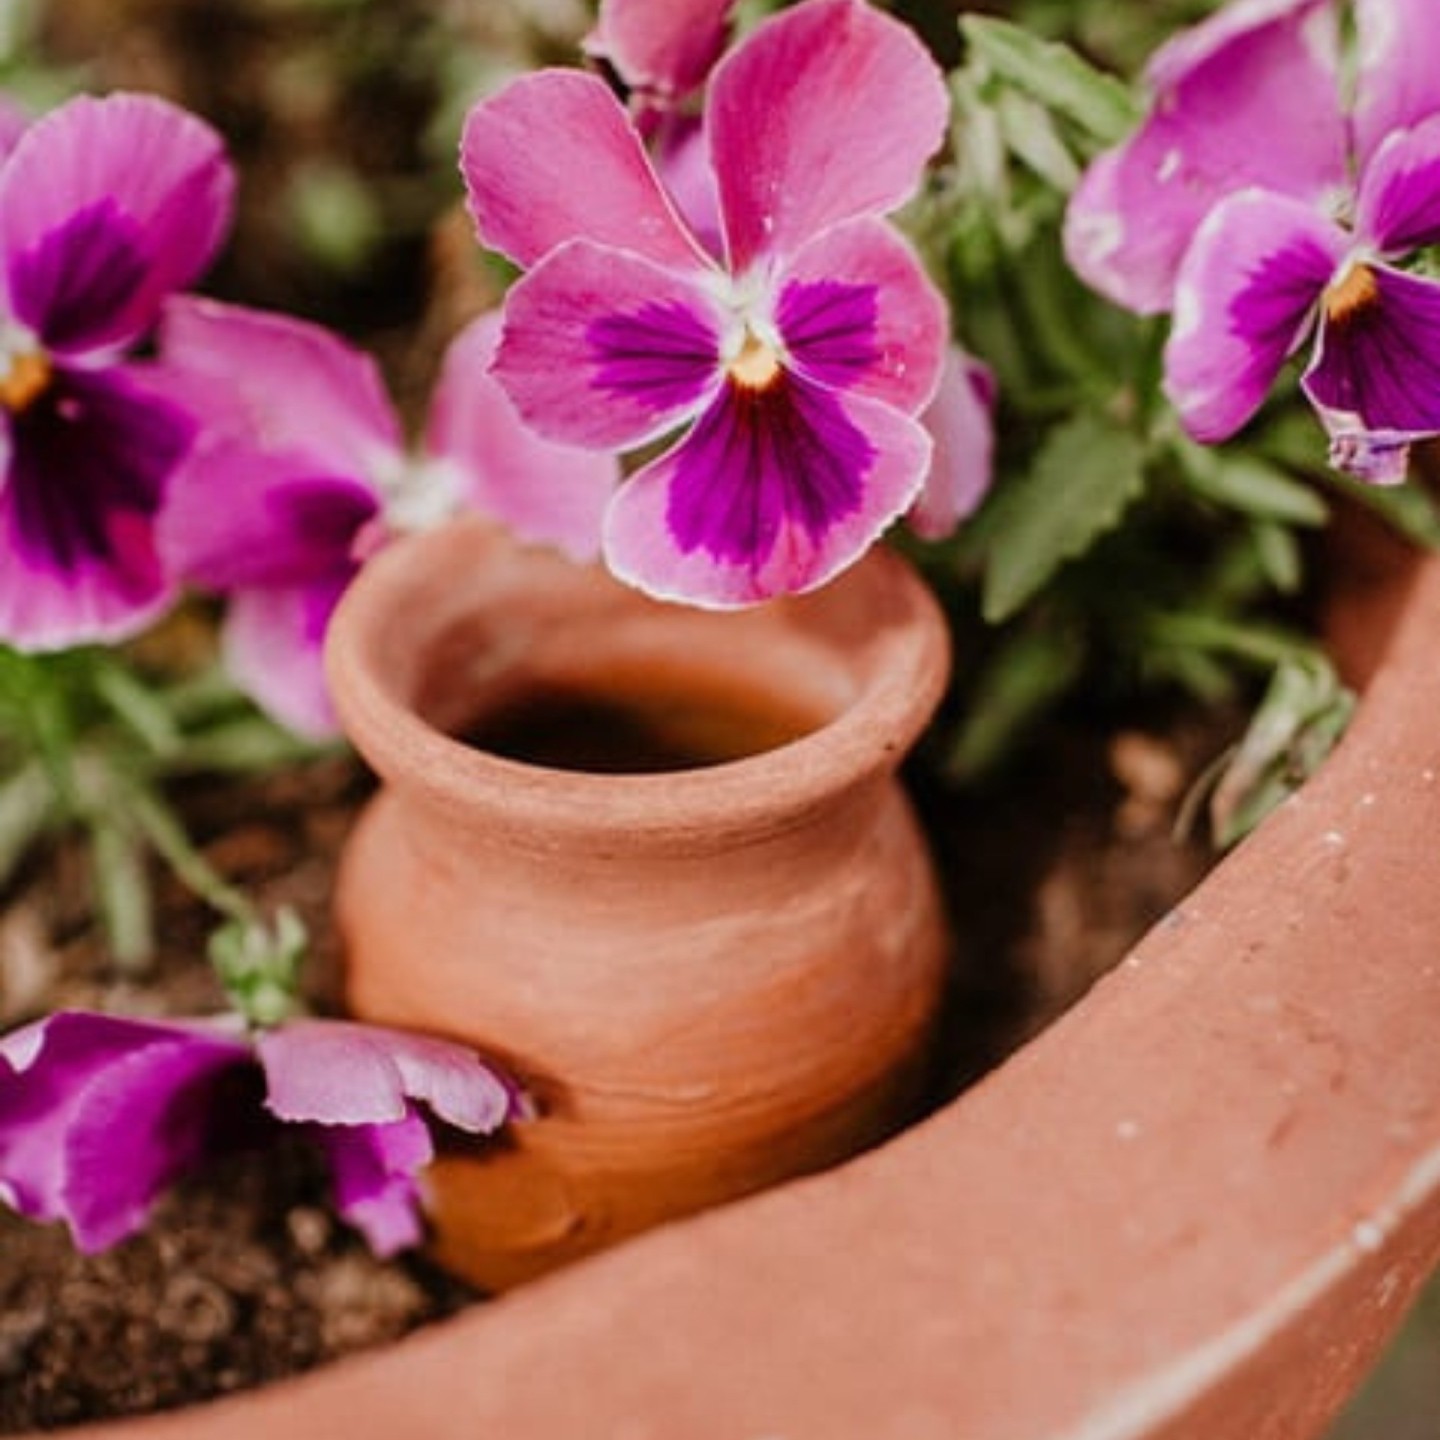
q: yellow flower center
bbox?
[727,330,782,391]
[0,351,51,414]
[1324,263,1380,327]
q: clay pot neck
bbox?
[324,521,950,860]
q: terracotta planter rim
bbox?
[324,521,951,848]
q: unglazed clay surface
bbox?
[325,521,953,1288]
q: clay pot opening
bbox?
[325,518,950,855]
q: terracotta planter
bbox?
[323,519,952,1289]
[40,538,1440,1440]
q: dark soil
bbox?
[0,707,1230,1432]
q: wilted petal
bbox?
[605,377,930,606]
[777,217,946,414]
[1164,190,1344,442]
[1351,0,1440,172]
[1324,424,1416,484]
[584,0,738,109]
[495,240,724,449]
[1353,116,1440,256]
[709,0,948,271]
[1303,264,1440,440]
[0,366,191,650]
[461,71,706,272]
[1064,0,1344,315]
[0,1012,248,1253]
[162,439,378,592]
[161,298,401,478]
[425,312,616,562]
[314,1111,431,1257]
[0,94,233,352]
[909,345,996,540]
[257,1019,518,1134]
[222,577,352,738]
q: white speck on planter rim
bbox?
[1321,829,1345,847]
[1116,1120,1141,1141]
[1351,1219,1384,1254]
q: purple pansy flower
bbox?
[463,0,951,607]
[0,1009,523,1257]
[0,93,234,649]
[158,298,616,736]
[1065,0,1440,481]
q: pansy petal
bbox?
[0,366,190,651]
[0,1012,248,1253]
[584,0,738,109]
[0,94,233,352]
[495,240,724,450]
[1323,425,1417,485]
[1064,0,1344,315]
[162,438,378,592]
[461,71,705,272]
[1163,190,1344,442]
[313,1111,431,1257]
[1352,0,1440,171]
[605,378,930,607]
[222,577,351,739]
[425,312,615,562]
[1353,116,1440,256]
[161,297,401,477]
[257,1019,517,1134]
[709,0,948,271]
[653,118,724,262]
[909,346,997,540]
[0,96,29,162]
[777,217,947,414]
[65,1037,256,1253]
[1303,264,1440,443]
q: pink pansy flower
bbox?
[909,345,997,541]
[159,298,615,736]
[0,1010,523,1257]
[583,0,738,122]
[463,0,951,607]
[0,93,233,650]
[1065,0,1440,481]
[584,0,737,257]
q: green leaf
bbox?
[981,413,1148,622]
[90,815,154,971]
[942,624,1086,781]
[996,90,1081,193]
[960,16,1142,147]
[1172,441,1329,527]
[93,658,182,757]
[0,763,57,887]
[1207,654,1355,846]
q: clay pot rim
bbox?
[325,520,951,846]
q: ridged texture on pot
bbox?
[324,519,952,1289]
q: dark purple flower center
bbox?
[589,299,719,415]
[8,369,192,579]
[667,372,873,566]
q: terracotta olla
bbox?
[322,517,953,1291]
